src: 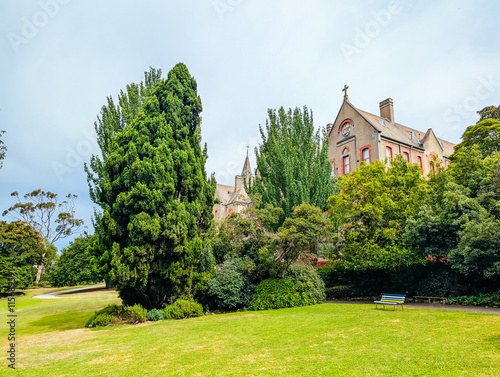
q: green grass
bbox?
[1,289,500,376]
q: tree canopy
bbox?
[249,106,337,227]
[0,130,6,170]
[453,118,500,158]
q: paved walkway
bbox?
[326,300,500,314]
[34,285,106,299]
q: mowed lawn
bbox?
[1,288,500,376]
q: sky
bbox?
[1,0,499,250]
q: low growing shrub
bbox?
[125,304,147,323]
[325,285,353,299]
[86,304,147,327]
[147,308,165,321]
[446,293,500,307]
[248,278,316,311]
[164,298,204,320]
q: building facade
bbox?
[328,93,455,176]
[213,154,253,221]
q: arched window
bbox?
[385,146,393,164]
[417,156,423,171]
[339,120,354,138]
[360,145,371,165]
[341,147,351,175]
[402,152,409,162]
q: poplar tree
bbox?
[249,106,337,226]
[97,63,215,309]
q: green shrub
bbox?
[325,285,353,299]
[285,263,326,303]
[124,304,147,323]
[205,258,254,311]
[147,308,165,321]
[248,278,316,311]
[446,293,500,307]
[86,304,147,327]
[164,298,204,320]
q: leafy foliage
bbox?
[328,157,426,272]
[453,118,500,158]
[86,304,147,327]
[205,258,254,311]
[164,298,204,319]
[2,189,84,284]
[284,263,326,302]
[49,234,101,287]
[0,221,45,293]
[249,106,337,226]
[248,278,316,310]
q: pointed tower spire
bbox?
[241,147,252,179]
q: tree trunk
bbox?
[35,252,46,285]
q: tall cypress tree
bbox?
[98,63,215,309]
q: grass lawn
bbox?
[1,288,500,376]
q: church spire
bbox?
[241,148,252,178]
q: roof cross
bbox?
[342,84,349,100]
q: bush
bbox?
[248,278,316,311]
[86,304,147,327]
[415,270,454,297]
[285,263,326,303]
[164,298,204,320]
[325,285,353,299]
[205,258,254,311]
[146,308,165,321]
[124,304,147,323]
[446,293,500,307]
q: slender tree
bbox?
[249,106,337,226]
[2,190,84,283]
[85,67,162,287]
[0,130,6,170]
[97,63,215,309]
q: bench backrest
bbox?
[380,293,406,304]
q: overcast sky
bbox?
[1,0,499,249]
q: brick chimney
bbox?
[379,98,394,123]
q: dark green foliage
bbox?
[415,270,456,297]
[325,285,353,299]
[86,304,147,327]
[477,105,500,121]
[146,308,165,321]
[446,293,500,307]
[249,106,337,227]
[0,221,44,293]
[49,234,101,287]
[164,298,203,319]
[248,278,316,310]
[94,63,214,309]
[277,203,332,271]
[205,258,254,311]
[285,263,326,303]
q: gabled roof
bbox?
[332,99,455,156]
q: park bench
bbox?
[374,293,406,310]
[413,296,446,304]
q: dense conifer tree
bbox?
[96,63,215,309]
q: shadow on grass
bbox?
[29,311,93,332]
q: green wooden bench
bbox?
[374,293,406,310]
